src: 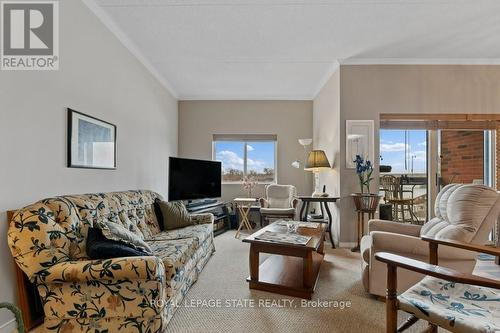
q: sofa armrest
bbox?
[190,213,214,225]
[370,231,475,261]
[368,219,421,237]
[40,256,164,283]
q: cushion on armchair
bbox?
[398,276,500,333]
[260,207,296,215]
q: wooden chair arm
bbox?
[421,235,500,256]
[375,252,500,290]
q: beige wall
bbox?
[313,70,341,245]
[0,1,177,330]
[339,65,500,243]
[178,101,313,201]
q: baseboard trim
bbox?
[339,242,357,248]
[0,318,16,330]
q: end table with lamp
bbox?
[300,149,339,249]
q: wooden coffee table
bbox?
[243,222,325,299]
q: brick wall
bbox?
[441,131,484,184]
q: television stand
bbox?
[186,199,218,211]
[187,200,230,236]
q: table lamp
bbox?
[304,150,331,171]
[304,150,331,216]
[304,150,331,194]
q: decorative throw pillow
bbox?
[97,220,153,254]
[153,198,165,231]
[156,200,194,230]
[86,227,150,259]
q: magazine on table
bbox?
[255,231,312,246]
[274,220,320,229]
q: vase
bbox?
[350,193,381,212]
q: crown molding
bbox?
[311,60,340,99]
[340,58,500,65]
[179,94,314,101]
[82,0,179,99]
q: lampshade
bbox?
[304,150,331,171]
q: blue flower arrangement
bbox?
[354,155,374,193]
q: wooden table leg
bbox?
[318,233,325,255]
[351,211,361,252]
[323,202,335,249]
[235,205,251,238]
[249,244,259,281]
[386,263,398,333]
[242,206,253,231]
[300,201,307,221]
[361,213,365,239]
[303,250,313,289]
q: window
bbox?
[380,129,427,174]
[213,135,277,183]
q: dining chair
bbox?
[380,175,419,223]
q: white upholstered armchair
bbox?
[361,184,500,297]
[259,184,298,226]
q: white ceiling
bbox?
[94,0,500,100]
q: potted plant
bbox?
[242,176,257,198]
[351,155,381,211]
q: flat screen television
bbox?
[168,157,222,201]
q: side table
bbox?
[234,198,258,238]
[298,196,340,249]
[352,209,376,252]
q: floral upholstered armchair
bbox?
[8,190,215,333]
[376,237,500,333]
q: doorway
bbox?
[379,129,428,223]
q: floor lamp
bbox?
[291,138,313,195]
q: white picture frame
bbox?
[346,120,374,169]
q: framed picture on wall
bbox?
[67,108,117,169]
[346,120,374,168]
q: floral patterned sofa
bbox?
[8,190,215,332]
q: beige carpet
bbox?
[167,230,435,333]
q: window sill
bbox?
[222,181,277,185]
